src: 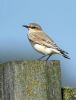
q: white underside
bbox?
[34,44,60,55]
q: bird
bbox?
[23,23,70,60]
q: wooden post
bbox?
[62,87,76,100]
[0,60,62,100]
[0,65,3,100]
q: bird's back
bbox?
[28,31,59,50]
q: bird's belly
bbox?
[34,44,60,55]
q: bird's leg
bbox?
[45,54,52,61]
[38,55,47,60]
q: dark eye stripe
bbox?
[32,26,36,29]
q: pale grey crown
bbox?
[28,23,43,30]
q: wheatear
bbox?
[23,23,70,60]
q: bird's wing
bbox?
[28,31,60,50]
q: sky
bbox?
[0,0,76,86]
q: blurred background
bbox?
[0,0,76,86]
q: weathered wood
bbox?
[0,60,61,100]
[0,65,3,100]
[62,87,76,100]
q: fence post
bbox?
[0,60,62,100]
[62,87,76,100]
[0,65,3,100]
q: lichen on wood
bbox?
[62,87,76,100]
[0,60,61,100]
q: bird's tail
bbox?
[60,50,70,59]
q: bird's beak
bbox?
[22,25,29,28]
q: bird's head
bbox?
[22,23,42,31]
